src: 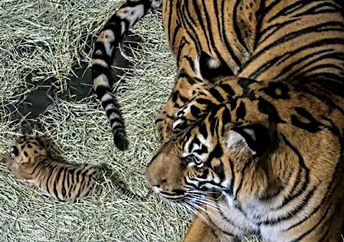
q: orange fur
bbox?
[147,0,344,241]
[2,135,103,201]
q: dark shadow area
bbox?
[67,31,143,101]
[2,31,144,134]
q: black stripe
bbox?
[93,42,112,64]
[235,101,246,121]
[241,35,344,74]
[291,107,323,133]
[220,83,235,97]
[191,0,212,53]
[261,186,317,226]
[257,97,285,123]
[291,201,333,242]
[221,0,242,67]
[60,167,67,200]
[293,2,343,18]
[259,18,299,44]
[45,164,56,196]
[53,166,64,201]
[275,49,338,80]
[267,0,306,22]
[233,0,249,52]
[199,0,232,73]
[210,88,225,103]
[166,0,173,42]
[274,135,310,210]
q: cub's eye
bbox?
[181,155,203,167]
[10,146,19,157]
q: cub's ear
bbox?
[225,124,272,157]
[199,51,233,82]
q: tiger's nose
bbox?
[151,182,175,194]
[145,167,168,188]
[145,154,169,188]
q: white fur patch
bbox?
[104,42,114,57]
[172,118,183,130]
[207,58,221,69]
[194,56,202,78]
[94,74,109,88]
[109,113,120,120]
[91,59,108,68]
[243,128,256,141]
[116,5,145,26]
[101,93,112,102]
[150,0,162,9]
[120,21,126,35]
[153,186,161,194]
[225,130,256,155]
[226,130,246,149]
[105,104,115,112]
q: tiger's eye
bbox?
[181,155,193,165]
[181,155,203,167]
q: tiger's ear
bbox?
[199,51,233,82]
[225,124,272,157]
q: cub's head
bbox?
[2,135,48,172]
[146,105,273,202]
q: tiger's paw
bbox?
[155,111,174,142]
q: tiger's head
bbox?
[146,104,273,203]
[2,135,49,180]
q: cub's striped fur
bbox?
[91,0,161,150]
[1,135,103,201]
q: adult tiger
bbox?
[143,0,344,242]
[91,0,252,149]
[146,75,344,241]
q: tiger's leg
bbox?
[155,0,263,141]
[155,48,234,141]
[155,73,209,141]
[170,77,260,135]
[92,0,161,150]
[184,210,239,242]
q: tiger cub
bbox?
[1,135,103,201]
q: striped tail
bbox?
[91,0,162,150]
